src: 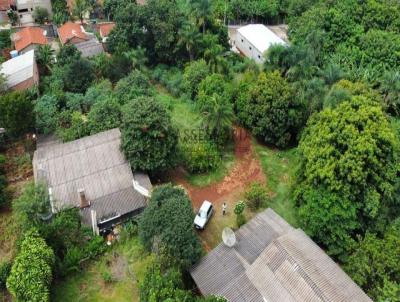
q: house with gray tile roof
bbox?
[32,128,152,234]
[190,208,372,302]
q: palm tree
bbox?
[73,0,91,24]
[202,94,234,144]
[380,71,400,115]
[177,22,201,61]
[190,0,211,34]
[320,63,345,86]
[36,44,54,73]
[123,47,148,70]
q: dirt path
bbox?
[171,127,266,211]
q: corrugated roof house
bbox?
[190,208,373,302]
[0,49,39,91]
[32,128,152,234]
[235,24,286,64]
[75,38,104,58]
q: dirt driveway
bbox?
[171,127,266,249]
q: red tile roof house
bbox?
[57,21,88,45]
[97,22,115,42]
[13,27,48,54]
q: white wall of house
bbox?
[16,0,52,25]
[235,30,265,64]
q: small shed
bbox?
[234,24,286,64]
[32,128,152,234]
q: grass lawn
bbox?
[156,92,235,187]
[254,141,299,227]
[51,237,154,302]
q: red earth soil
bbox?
[171,127,266,210]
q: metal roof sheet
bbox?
[190,209,372,302]
[237,24,286,54]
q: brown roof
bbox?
[58,22,88,45]
[190,208,373,302]
[0,0,13,11]
[14,27,47,52]
[98,22,115,37]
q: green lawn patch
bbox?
[51,237,154,302]
[254,142,299,227]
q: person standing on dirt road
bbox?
[222,202,227,215]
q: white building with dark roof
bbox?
[190,208,372,302]
[32,128,152,234]
[234,24,286,64]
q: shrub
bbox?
[183,59,209,99]
[234,201,246,228]
[0,261,11,290]
[140,262,193,302]
[244,182,269,211]
[234,201,245,216]
[102,270,113,283]
[114,70,152,104]
[7,229,55,302]
[181,140,221,173]
[151,64,184,97]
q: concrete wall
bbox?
[17,0,52,25]
[235,31,265,64]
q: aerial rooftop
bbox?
[32,128,152,228]
[190,208,372,302]
[237,24,286,53]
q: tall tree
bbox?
[177,22,201,61]
[121,96,178,173]
[138,184,202,267]
[72,0,91,24]
[296,96,400,259]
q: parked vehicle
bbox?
[194,200,213,230]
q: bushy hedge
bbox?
[180,140,221,173]
[7,229,55,302]
[151,64,184,97]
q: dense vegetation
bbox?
[7,229,55,302]
[0,0,399,301]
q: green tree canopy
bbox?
[296,96,400,259]
[0,91,34,138]
[121,96,178,173]
[87,98,122,135]
[138,184,202,267]
[7,229,55,302]
[236,71,302,148]
[345,220,400,301]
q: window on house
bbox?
[241,39,243,43]
[249,46,252,50]
[258,55,261,59]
